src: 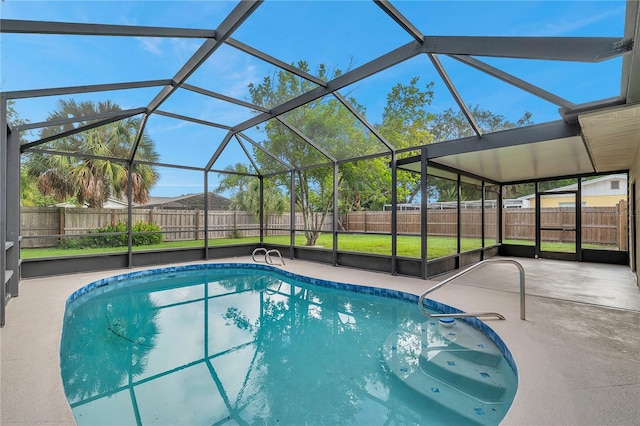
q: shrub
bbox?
[58,221,162,249]
[132,221,162,246]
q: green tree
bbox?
[430,104,532,141]
[22,99,159,207]
[6,101,57,206]
[378,77,436,204]
[249,62,379,245]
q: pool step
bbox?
[382,321,514,425]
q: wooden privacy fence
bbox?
[20,201,627,249]
[340,201,627,249]
[20,207,331,248]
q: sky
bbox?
[0,0,629,197]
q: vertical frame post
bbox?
[127,166,133,268]
[259,175,264,243]
[576,177,583,261]
[204,171,209,259]
[535,182,541,258]
[333,161,339,267]
[6,118,20,297]
[456,173,461,268]
[420,151,428,279]
[481,181,486,260]
[290,169,295,259]
[391,152,398,275]
[0,95,8,326]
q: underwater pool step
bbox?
[382,328,511,425]
[420,349,508,401]
[424,318,503,366]
[381,322,514,425]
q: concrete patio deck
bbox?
[1,256,639,425]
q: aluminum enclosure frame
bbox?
[1,0,639,326]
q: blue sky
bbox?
[0,1,628,197]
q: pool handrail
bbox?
[418,259,526,321]
[251,247,286,266]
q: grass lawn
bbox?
[21,233,618,260]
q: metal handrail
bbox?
[418,259,526,321]
[265,249,285,266]
[251,247,268,263]
[251,247,286,266]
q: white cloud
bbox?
[529,7,624,37]
[137,37,164,55]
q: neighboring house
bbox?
[140,192,231,210]
[518,174,627,208]
[54,197,130,209]
[54,193,232,210]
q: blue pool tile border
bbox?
[65,262,518,379]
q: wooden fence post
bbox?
[59,207,65,237]
[194,210,199,240]
[618,200,628,251]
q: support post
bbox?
[420,150,428,279]
[204,172,209,259]
[333,162,339,267]
[6,127,20,297]
[391,152,398,275]
[481,181,486,260]
[127,166,133,268]
[290,170,295,259]
[1,95,7,326]
[259,176,264,243]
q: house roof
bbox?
[518,173,627,200]
[141,192,231,210]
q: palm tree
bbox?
[216,163,288,236]
[23,99,159,207]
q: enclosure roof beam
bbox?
[146,0,262,114]
[234,134,262,176]
[0,19,216,38]
[14,108,146,132]
[182,83,270,113]
[225,38,328,88]
[205,131,235,172]
[422,36,632,62]
[128,113,150,164]
[428,53,483,138]
[275,117,337,163]
[332,92,395,152]
[396,120,580,163]
[374,0,424,43]
[132,159,204,172]
[450,54,576,109]
[621,0,640,103]
[20,108,147,153]
[233,40,424,132]
[4,79,172,100]
[27,148,129,164]
[155,110,232,130]
[237,132,294,171]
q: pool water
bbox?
[60,264,517,425]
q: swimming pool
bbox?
[60,263,517,425]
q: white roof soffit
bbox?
[429,136,593,183]
[579,103,640,171]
